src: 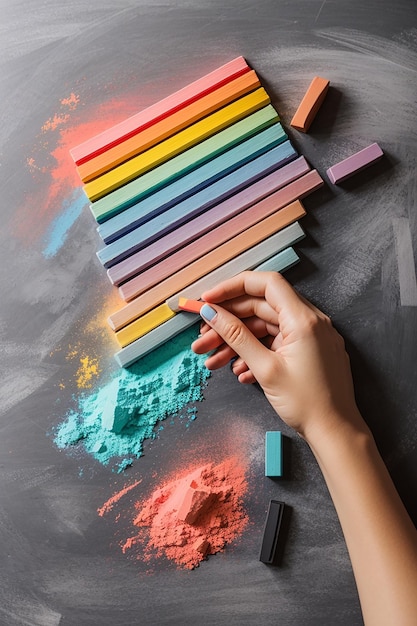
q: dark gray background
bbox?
[1,1,417,624]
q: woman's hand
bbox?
[191,271,362,441]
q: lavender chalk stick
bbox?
[326,142,383,184]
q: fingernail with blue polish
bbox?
[200,303,217,322]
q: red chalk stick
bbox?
[326,142,384,184]
[290,76,329,133]
[70,57,250,165]
[177,298,203,314]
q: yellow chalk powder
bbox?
[76,355,101,389]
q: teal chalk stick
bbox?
[265,431,283,478]
[90,105,280,223]
[97,123,288,244]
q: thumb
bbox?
[200,302,274,382]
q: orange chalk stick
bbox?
[177,298,203,314]
[108,199,306,332]
[290,76,330,133]
[77,71,260,183]
[70,56,250,165]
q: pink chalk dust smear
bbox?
[118,457,249,570]
[13,94,139,244]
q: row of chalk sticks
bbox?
[70,57,384,368]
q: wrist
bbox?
[302,406,371,455]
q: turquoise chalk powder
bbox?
[54,327,211,471]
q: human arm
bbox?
[191,271,417,626]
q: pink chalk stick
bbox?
[326,142,383,184]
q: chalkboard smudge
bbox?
[392,217,417,306]
[53,326,210,471]
[14,93,139,246]
[42,187,87,258]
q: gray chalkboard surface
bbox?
[1,1,416,624]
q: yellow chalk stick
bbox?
[115,303,176,347]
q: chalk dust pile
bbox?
[122,457,249,569]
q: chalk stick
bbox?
[109,200,306,331]
[98,123,287,244]
[116,303,176,347]
[84,88,271,201]
[167,243,301,313]
[290,76,330,133]
[102,146,302,275]
[250,245,300,272]
[90,105,279,222]
[259,500,285,564]
[265,431,283,477]
[178,298,203,314]
[70,56,250,165]
[171,251,298,315]
[326,142,384,184]
[118,170,322,300]
[77,71,261,183]
[115,240,302,367]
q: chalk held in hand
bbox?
[326,142,384,184]
[178,297,204,314]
